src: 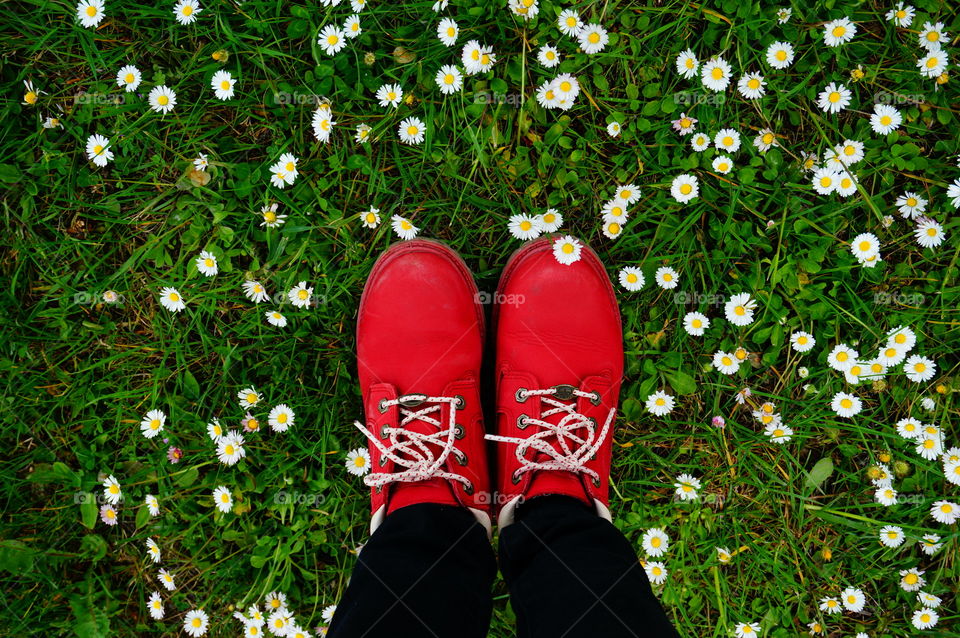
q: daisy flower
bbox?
[823,17,856,46]
[917,50,948,78]
[146,537,161,563]
[670,174,699,203]
[207,418,224,441]
[213,486,233,513]
[437,17,458,46]
[148,592,164,620]
[654,266,679,289]
[734,622,761,638]
[601,199,628,222]
[184,610,209,637]
[217,432,245,465]
[683,312,709,336]
[116,65,141,92]
[765,41,795,69]
[577,23,608,54]
[318,25,347,55]
[614,184,640,204]
[673,473,701,501]
[896,191,927,218]
[346,448,371,476]
[753,129,777,153]
[211,70,235,100]
[508,214,542,240]
[376,83,403,108]
[645,391,675,416]
[159,287,185,313]
[557,9,582,36]
[243,280,270,304]
[714,129,741,153]
[790,331,815,352]
[765,422,793,443]
[827,344,858,372]
[644,561,667,585]
[268,404,295,432]
[701,57,732,91]
[850,232,880,261]
[435,65,463,95]
[917,22,946,50]
[879,525,905,547]
[173,0,201,24]
[887,325,916,350]
[258,202,286,228]
[398,117,425,145]
[195,251,218,277]
[896,417,921,439]
[900,567,925,591]
[288,281,313,308]
[886,2,914,27]
[904,354,935,382]
[817,82,851,114]
[675,49,698,78]
[690,133,710,151]
[917,591,941,608]
[85,134,113,167]
[914,218,945,249]
[537,45,560,68]
[158,568,176,591]
[841,587,865,613]
[148,85,177,114]
[870,104,902,135]
[831,391,862,418]
[537,208,563,232]
[145,494,160,516]
[140,409,166,439]
[641,528,670,556]
[552,235,582,265]
[76,0,105,27]
[102,475,121,504]
[724,292,757,326]
[916,434,943,460]
[776,7,791,23]
[265,592,287,613]
[100,503,118,526]
[391,214,419,239]
[819,597,842,614]
[461,40,495,75]
[606,122,622,137]
[360,207,381,228]
[716,547,732,563]
[618,267,645,291]
[321,605,338,623]
[712,155,733,174]
[876,485,898,506]
[238,387,262,408]
[931,500,959,524]
[193,153,209,171]
[355,123,372,143]
[712,351,740,375]
[344,14,361,38]
[737,73,766,99]
[311,104,337,143]
[912,608,938,630]
[672,113,697,135]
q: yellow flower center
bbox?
[328,34,339,45]
[157,95,169,105]
[775,50,787,61]
[915,363,926,372]
[926,31,939,42]
[607,223,620,234]
[169,293,180,302]
[150,419,160,430]
[407,125,418,136]
[221,80,231,90]
[679,184,692,195]
[734,306,745,315]
[832,26,846,37]
[86,5,97,16]
[365,213,376,223]
[840,398,852,409]
[748,78,760,89]
[692,319,701,328]
[225,444,234,455]
[663,273,672,281]
[298,290,308,300]
[905,573,918,584]
[519,221,532,231]
[711,67,723,80]
[264,211,277,223]
[828,91,840,103]
[561,243,574,254]
[401,220,412,230]
[93,144,104,155]
[588,32,600,44]
[722,136,733,146]
[559,81,572,92]
[880,115,891,125]
[182,5,193,15]
[444,74,454,84]
[721,357,732,366]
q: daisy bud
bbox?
[893,460,911,477]
[212,49,229,62]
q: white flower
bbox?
[827,344,858,372]
[116,65,142,92]
[140,409,166,439]
[712,351,740,375]
[360,207,381,229]
[243,280,270,304]
[714,128,741,153]
[917,21,947,50]
[437,17,459,46]
[841,587,865,613]
[675,49,699,78]
[266,309,287,327]
[508,214,542,240]
[537,44,560,68]
[391,214,419,240]
[195,251,218,277]
[734,622,761,638]
[946,178,960,209]
[288,282,313,308]
[831,391,862,418]
[346,448,371,476]
[211,70,235,100]
[917,49,948,78]
[931,500,959,524]
[398,117,425,145]
[238,387,262,409]
[870,103,902,135]
[819,597,842,614]
[158,568,176,591]
[344,14,361,38]
[318,25,347,55]
[145,494,160,516]
[641,528,670,556]
[896,191,927,218]
[817,82,851,114]
[904,354,935,382]
[914,218,945,249]
[701,57,731,91]
[670,174,698,203]
[148,85,177,114]
[461,40,495,75]
[146,538,161,563]
[683,312,709,336]
[435,65,463,95]
[268,404,295,432]
[376,83,403,108]
[552,235,582,265]
[184,609,209,637]
[577,23,608,54]
[537,208,563,232]
[644,561,667,585]
[712,155,733,174]
[654,266,679,289]
[690,133,710,152]
[173,0,201,24]
[875,485,898,506]
[673,473,701,500]
[790,331,815,352]
[212,486,233,513]
[557,9,582,37]
[765,41,795,69]
[76,0,105,27]
[724,293,757,326]
[321,605,338,623]
[606,122,622,137]
[879,525,904,547]
[737,73,766,99]
[618,267,645,291]
[311,104,337,143]
[159,287,186,312]
[885,2,915,27]
[148,591,164,620]
[86,133,113,167]
[102,475,122,504]
[917,591,941,608]
[912,607,938,630]
[645,391,675,416]
[207,418,224,442]
[850,232,880,261]
[824,17,856,47]
[217,432,246,465]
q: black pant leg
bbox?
[498,495,679,638]
[328,503,496,638]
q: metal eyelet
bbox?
[511,472,522,485]
[377,399,388,413]
[379,424,389,439]
[454,395,465,410]
[379,455,388,467]
[515,388,528,403]
[463,482,474,496]
[454,423,465,439]
[589,392,602,406]
[375,485,382,494]
[591,475,602,488]
[517,414,528,429]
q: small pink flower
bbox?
[711,416,726,428]
[166,446,183,463]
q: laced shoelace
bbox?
[354,394,472,491]
[485,386,615,485]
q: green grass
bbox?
[1,0,958,635]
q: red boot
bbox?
[487,236,623,527]
[355,239,491,536]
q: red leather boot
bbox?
[354,239,491,536]
[487,236,624,527]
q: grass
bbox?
[1,0,958,635]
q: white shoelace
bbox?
[485,386,614,484]
[355,394,472,491]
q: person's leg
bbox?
[499,495,678,638]
[328,503,496,638]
